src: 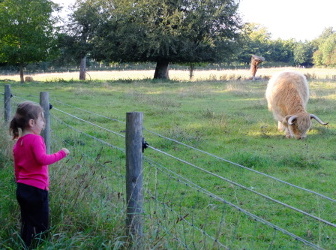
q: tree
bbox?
[312,28,336,67]
[236,23,272,64]
[237,23,296,65]
[293,41,314,67]
[268,39,295,64]
[319,34,336,66]
[0,0,58,82]
[92,0,241,79]
[58,0,102,80]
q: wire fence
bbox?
[2,86,335,249]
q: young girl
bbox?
[9,101,70,248]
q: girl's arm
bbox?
[32,136,67,165]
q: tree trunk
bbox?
[79,56,87,80]
[189,64,195,80]
[154,60,169,80]
[19,64,24,83]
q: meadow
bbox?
[1,66,336,82]
[0,67,335,249]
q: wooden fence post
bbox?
[40,92,50,154]
[4,85,11,123]
[125,112,144,246]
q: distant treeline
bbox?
[0,0,335,82]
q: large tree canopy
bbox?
[313,27,336,67]
[0,0,58,82]
[91,0,242,79]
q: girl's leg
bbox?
[16,183,49,248]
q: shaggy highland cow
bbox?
[265,71,328,139]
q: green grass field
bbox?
[0,68,335,249]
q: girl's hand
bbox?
[62,148,70,155]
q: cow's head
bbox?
[284,113,328,139]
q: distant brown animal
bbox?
[250,55,265,80]
[25,76,34,82]
[265,71,328,139]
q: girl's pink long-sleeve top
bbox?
[13,134,67,190]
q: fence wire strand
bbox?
[51,133,125,179]
[147,145,336,228]
[51,98,126,124]
[144,159,228,248]
[52,107,125,138]
[144,157,324,250]
[144,190,230,249]
[145,129,336,203]
[51,113,125,153]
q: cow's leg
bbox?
[278,121,292,138]
[278,121,285,132]
[285,129,292,138]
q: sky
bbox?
[53,0,336,41]
[238,0,336,41]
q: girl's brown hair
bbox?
[9,101,44,139]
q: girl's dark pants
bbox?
[16,183,49,248]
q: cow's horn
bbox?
[288,115,298,125]
[310,114,328,125]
